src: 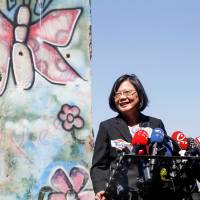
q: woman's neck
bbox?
[121,111,140,126]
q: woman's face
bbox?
[114,80,140,114]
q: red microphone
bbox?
[131,130,149,155]
[138,149,145,155]
[171,131,188,150]
[132,129,149,145]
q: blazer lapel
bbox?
[114,116,132,142]
[139,113,150,127]
[113,113,150,142]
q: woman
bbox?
[90,74,168,200]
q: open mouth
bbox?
[119,102,130,107]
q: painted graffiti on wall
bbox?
[38,166,94,200]
[0,0,94,199]
[0,1,84,96]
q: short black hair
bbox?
[109,74,149,112]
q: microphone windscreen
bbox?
[150,128,164,143]
[132,130,148,145]
[171,131,188,150]
[179,140,188,150]
[171,131,187,141]
[187,137,200,155]
[187,137,197,149]
[195,136,200,146]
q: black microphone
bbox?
[186,137,200,156]
[186,137,200,183]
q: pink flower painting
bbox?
[57,104,85,143]
[58,104,84,131]
[47,167,94,200]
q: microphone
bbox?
[171,131,188,151]
[195,136,200,146]
[165,139,174,156]
[131,129,148,154]
[186,137,200,156]
[171,131,189,173]
[149,128,175,156]
[132,129,149,145]
[172,133,200,188]
[171,132,200,195]
[180,136,200,193]
[131,129,151,181]
[186,137,200,182]
[150,128,165,144]
[149,128,165,172]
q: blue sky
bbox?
[91,0,200,138]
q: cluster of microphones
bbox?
[105,128,200,200]
[130,128,200,157]
[130,128,200,198]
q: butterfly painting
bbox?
[0,3,82,96]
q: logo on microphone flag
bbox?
[111,139,132,151]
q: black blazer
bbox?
[90,113,167,194]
